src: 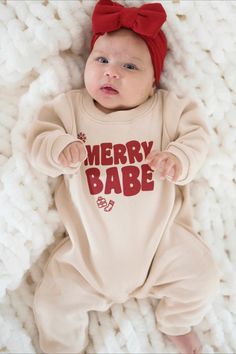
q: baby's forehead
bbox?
[93,29,150,59]
[104,29,145,46]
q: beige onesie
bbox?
[27,88,218,353]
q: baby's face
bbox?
[84,29,155,113]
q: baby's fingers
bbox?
[70,142,81,163]
[58,152,70,167]
[145,150,160,164]
[159,158,175,180]
[58,142,85,167]
[76,141,87,161]
[147,154,166,171]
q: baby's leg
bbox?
[137,223,219,354]
[34,240,110,354]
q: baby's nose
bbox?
[104,69,119,79]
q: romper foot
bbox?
[165,330,202,354]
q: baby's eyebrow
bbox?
[93,50,143,63]
[92,50,105,56]
[130,56,143,63]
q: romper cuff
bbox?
[166,143,190,183]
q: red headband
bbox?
[91,0,167,83]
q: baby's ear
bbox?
[150,79,157,96]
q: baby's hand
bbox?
[58,141,86,167]
[145,150,182,182]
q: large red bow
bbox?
[92,0,166,38]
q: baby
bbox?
[27,0,219,353]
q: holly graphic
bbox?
[77,132,87,143]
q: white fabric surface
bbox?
[0,1,236,353]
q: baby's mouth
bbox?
[101,85,119,95]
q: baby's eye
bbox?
[123,63,138,70]
[96,56,109,64]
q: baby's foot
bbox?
[165,330,202,354]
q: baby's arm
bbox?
[167,98,209,185]
[147,93,210,185]
[27,93,87,177]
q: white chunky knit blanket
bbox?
[0,1,236,353]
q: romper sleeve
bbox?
[164,94,210,185]
[26,92,87,178]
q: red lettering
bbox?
[141,141,153,159]
[101,143,113,165]
[85,168,103,195]
[122,165,141,196]
[84,140,156,197]
[126,140,143,164]
[104,167,122,194]
[113,144,127,165]
[84,145,99,166]
[141,164,154,191]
